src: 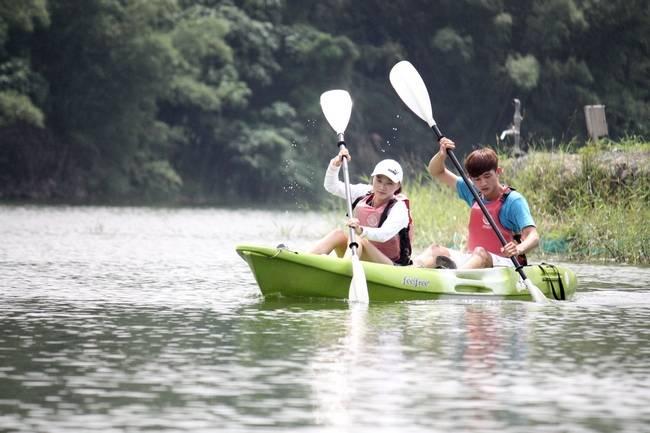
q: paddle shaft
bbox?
[337,135,361,254]
[430,125,528,279]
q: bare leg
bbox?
[311,231,395,265]
[412,244,450,268]
[459,247,493,269]
[309,228,348,257]
[357,239,394,265]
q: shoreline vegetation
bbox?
[2,2,649,208]
[1,139,648,265]
[407,138,649,265]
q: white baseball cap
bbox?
[371,159,403,183]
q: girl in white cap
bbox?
[309,148,414,265]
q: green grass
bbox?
[500,138,649,264]
[405,173,468,252]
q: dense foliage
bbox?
[0,0,648,204]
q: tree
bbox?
[31,0,180,199]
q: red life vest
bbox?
[352,192,414,265]
[467,187,522,260]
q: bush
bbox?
[501,138,649,264]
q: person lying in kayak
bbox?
[309,148,414,266]
[412,137,539,269]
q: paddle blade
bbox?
[389,61,436,127]
[320,89,353,134]
[349,255,369,303]
[523,278,548,303]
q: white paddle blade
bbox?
[523,278,548,303]
[389,61,436,127]
[349,256,369,303]
[320,89,353,134]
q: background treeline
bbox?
[0,0,648,205]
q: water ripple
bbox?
[0,206,648,432]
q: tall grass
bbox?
[406,173,468,252]
[501,138,649,264]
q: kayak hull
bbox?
[236,244,577,302]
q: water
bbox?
[1,205,649,433]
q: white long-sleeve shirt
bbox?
[323,163,409,243]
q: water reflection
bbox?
[0,205,649,432]
[310,304,367,428]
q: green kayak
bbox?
[236,244,577,302]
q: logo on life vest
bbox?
[366,214,380,227]
[482,215,491,228]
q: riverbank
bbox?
[408,138,650,265]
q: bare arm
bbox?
[501,226,540,257]
[428,137,459,189]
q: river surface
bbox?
[1,206,648,433]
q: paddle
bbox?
[389,60,547,303]
[319,90,369,304]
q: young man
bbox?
[413,137,539,269]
